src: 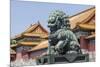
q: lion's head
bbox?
[48,10,70,32]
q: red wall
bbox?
[29,49,47,59]
[80,36,95,51]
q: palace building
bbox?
[11,22,48,61]
[69,7,95,61]
[10,7,95,62]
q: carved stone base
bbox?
[36,54,89,65]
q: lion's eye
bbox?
[51,16,55,20]
[48,16,55,23]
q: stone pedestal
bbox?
[36,54,89,65]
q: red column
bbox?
[88,42,95,51]
[22,50,30,61]
[16,52,22,61]
[80,36,89,50]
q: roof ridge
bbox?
[23,23,39,33]
[69,7,95,18]
[12,22,48,39]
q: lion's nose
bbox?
[48,24,51,27]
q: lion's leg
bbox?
[55,41,65,54]
[69,41,82,54]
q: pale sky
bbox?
[11,0,94,37]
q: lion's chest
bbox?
[57,30,70,40]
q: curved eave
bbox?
[28,40,48,52]
[18,42,39,46]
[10,44,18,48]
[23,33,48,38]
[78,24,95,30]
[23,33,40,37]
[85,34,95,39]
[12,34,23,40]
[29,46,47,52]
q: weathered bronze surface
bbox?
[36,10,89,65]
